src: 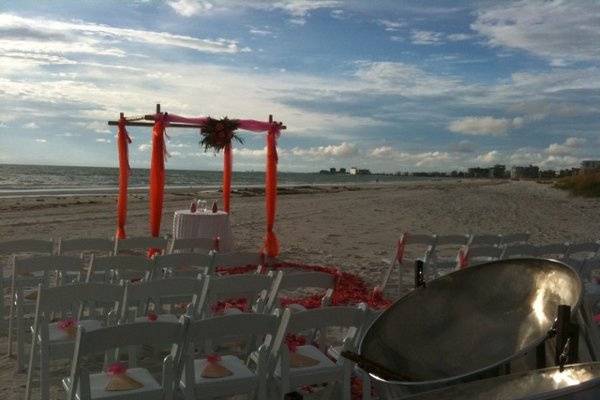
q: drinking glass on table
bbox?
[197,200,208,212]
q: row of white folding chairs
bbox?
[0,236,223,258]
[14,265,337,375]
[25,281,366,400]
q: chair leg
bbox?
[16,305,25,371]
[40,344,49,400]
[25,340,37,400]
[7,292,14,356]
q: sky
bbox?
[0,0,599,172]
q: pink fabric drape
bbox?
[149,115,166,242]
[223,143,232,213]
[263,126,280,257]
[147,113,282,256]
[116,116,131,239]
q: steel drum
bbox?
[402,363,600,400]
[359,258,582,397]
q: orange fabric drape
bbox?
[149,116,166,239]
[263,127,280,257]
[222,143,232,213]
[115,117,131,239]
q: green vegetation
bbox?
[554,173,600,197]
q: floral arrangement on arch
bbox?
[199,117,243,152]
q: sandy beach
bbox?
[2,178,600,399]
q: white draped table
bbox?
[172,210,234,251]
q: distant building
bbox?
[489,164,506,179]
[539,170,556,179]
[468,167,490,178]
[339,168,346,174]
[349,167,370,175]
[511,165,539,179]
[330,167,337,173]
[581,160,600,172]
[349,167,358,175]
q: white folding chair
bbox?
[179,312,286,400]
[265,271,336,313]
[566,242,600,260]
[25,283,123,400]
[500,244,539,259]
[463,245,503,267]
[271,304,368,400]
[210,252,265,275]
[10,255,86,370]
[0,239,54,335]
[198,272,282,319]
[467,234,502,247]
[120,278,205,324]
[378,233,435,296]
[58,238,114,257]
[168,238,216,254]
[114,236,169,256]
[424,247,459,279]
[153,253,215,278]
[536,243,569,260]
[62,320,189,400]
[500,233,530,245]
[90,255,155,283]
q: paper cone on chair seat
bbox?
[201,362,233,378]
[105,374,144,391]
[25,291,38,301]
[63,324,77,339]
[290,352,319,368]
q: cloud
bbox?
[249,27,273,36]
[472,1,600,64]
[138,143,152,152]
[545,137,586,156]
[80,121,110,134]
[0,13,245,57]
[34,138,47,143]
[448,116,524,136]
[377,19,405,32]
[370,146,395,158]
[96,138,111,144]
[22,122,39,129]
[476,150,500,164]
[447,33,472,42]
[410,30,444,45]
[167,0,213,17]
[290,142,357,158]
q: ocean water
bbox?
[0,164,420,195]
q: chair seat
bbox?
[133,314,179,324]
[275,345,342,388]
[180,355,257,397]
[63,367,163,400]
[35,319,103,342]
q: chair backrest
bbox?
[187,312,279,346]
[212,251,263,273]
[402,233,435,246]
[121,278,204,320]
[468,234,502,247]
[467,245,503,260]
[500,233,530,245]
[68,320,189,400]
[91,255,154,282]
[566,242,600,259]
[114,236,169,255]
[153,252,215,277]
[501,243,539,259]
[58,238,114,255]
[434,234,469,246]
[0,239,54,255]
[285,304,367,333]
[12,255,86,287]
[266,271,335,312]
[200,272,282,317]
[536,243,569,259]
[168,237,216,254]
[35,283,123,320]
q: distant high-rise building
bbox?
[581,160,600,171]
[510,165,539,179]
